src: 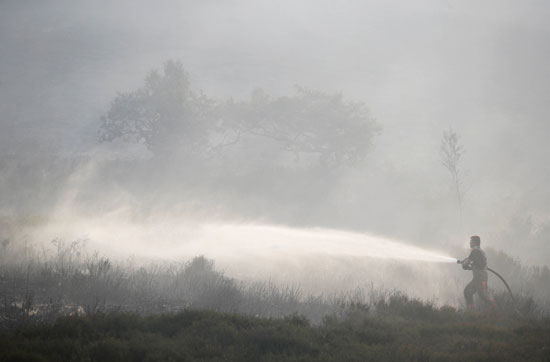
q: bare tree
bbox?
[440,127,464,228]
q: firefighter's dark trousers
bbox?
[464,277,492,307]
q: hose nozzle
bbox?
[457,259,462,264]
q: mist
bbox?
[1,0,550,312]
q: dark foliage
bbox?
[1,304,550,362]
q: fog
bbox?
[1,0,549,303]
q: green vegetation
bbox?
[1,299,550,362]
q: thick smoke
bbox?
[1,0,549,308]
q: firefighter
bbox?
[459,235,497,311]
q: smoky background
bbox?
[1,0,549,311]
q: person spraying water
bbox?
[457,235,497,311]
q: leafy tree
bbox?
[100,61,379,168]
[211,87,379,168]
[100,60,213,155]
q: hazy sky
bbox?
[1,0,549,262]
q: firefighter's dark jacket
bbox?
[463,246,489,281]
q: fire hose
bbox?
[487,267,516,305]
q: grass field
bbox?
[2,299,550,362]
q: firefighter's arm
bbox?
[460,258,473,270]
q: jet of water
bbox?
[171,223,457,263]
[28,218,457,264]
